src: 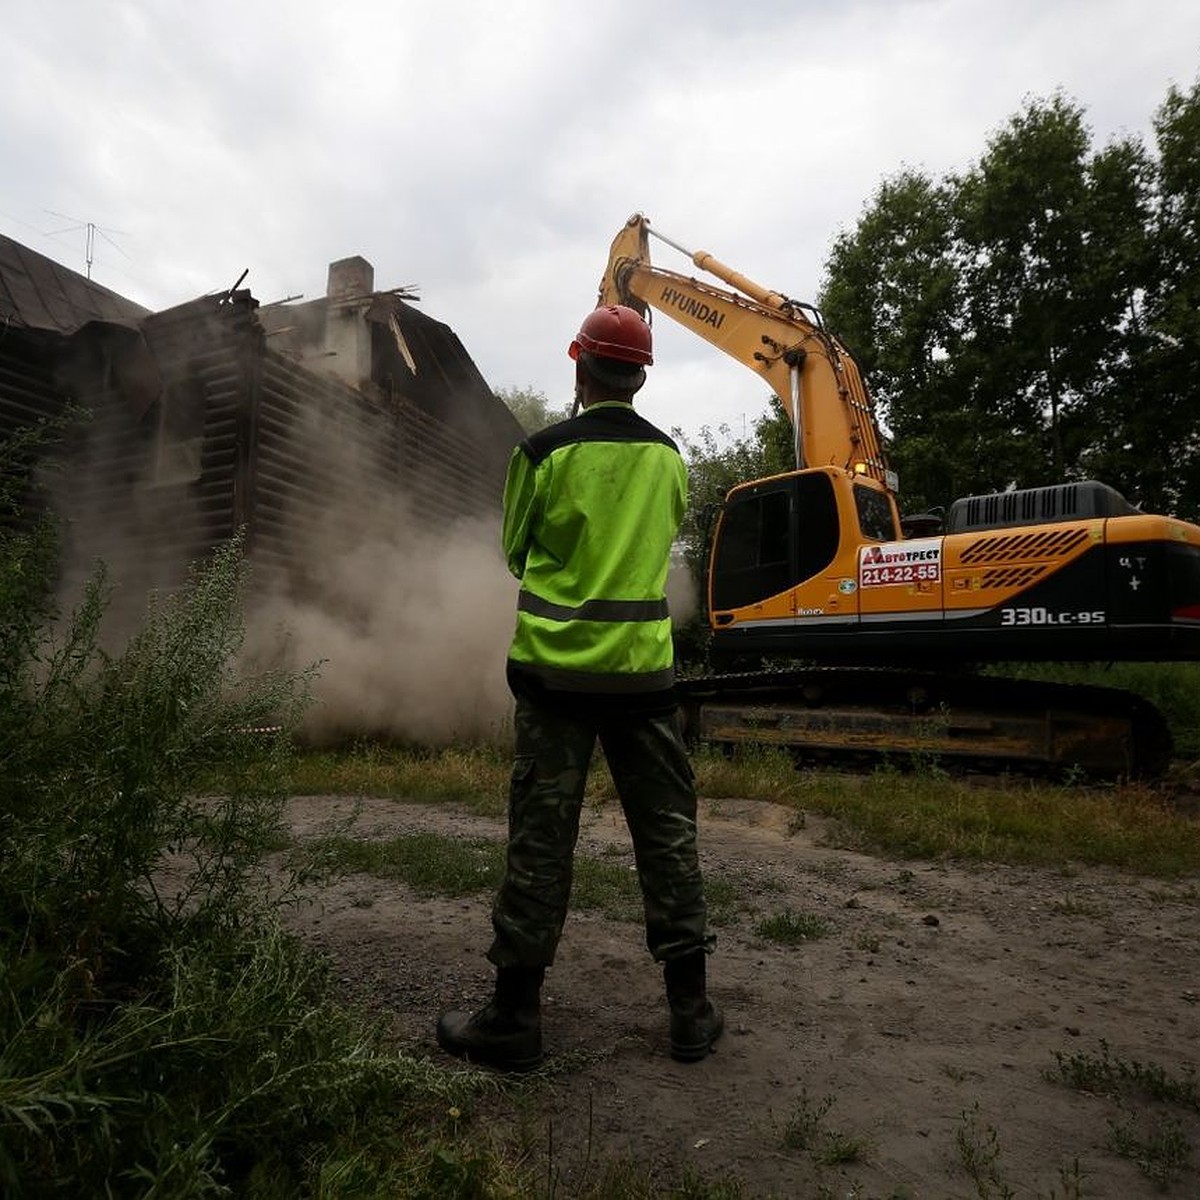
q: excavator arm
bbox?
[598,213,895,494]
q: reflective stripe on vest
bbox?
[517,591,670,623]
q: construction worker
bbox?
[436,304,721,1070]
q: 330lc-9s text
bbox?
[1000,607,1106,626]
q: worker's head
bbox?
[569,305,652,400]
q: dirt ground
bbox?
[283,789,1200,1198]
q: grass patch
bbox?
[1047,1041,1200,1191]
[288,743,512,815]
[1106,1113,1193,1190]
[695,741,1200,878]
[289,743,637,818]
[753,910,830,945]
[296,739,1200,877]
[1048,1041,1200,1111]
[795,769,1200,877]
[310,832,743,923]
[954,1102,1015,1199]
[692,744,805,804]
[562,853,643,922]
[313,831,505,896]
[548,1159,750,1198]
[779,1091,870,1166]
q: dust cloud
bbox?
[242,506,519,747]
[46,421,210,653]
[665,552,699,629]
[236,385,703,745]
[44,374,699,749]
[242,512,700,747]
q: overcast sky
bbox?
[3,1,1198,443]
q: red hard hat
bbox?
[568,305,653,366]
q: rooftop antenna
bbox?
[42,210,130,280]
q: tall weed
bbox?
[0,538,307,983]
[0,511,502,1196]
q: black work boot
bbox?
[664,951,723,1063]
[436,965,545,1072]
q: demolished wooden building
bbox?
[0,235,523,608]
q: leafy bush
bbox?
[0,533,306,991]
[0,486,503,1196]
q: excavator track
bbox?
[677,669,1173,778]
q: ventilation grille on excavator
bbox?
[960,527,1091,565]
[978,564,1049,589]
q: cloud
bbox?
[2,0,1197,444]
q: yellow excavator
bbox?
[598,213,1200,775]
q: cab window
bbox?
[854,484,896,542]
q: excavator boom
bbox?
[599,213,893,492]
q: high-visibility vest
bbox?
[503,402,686,695]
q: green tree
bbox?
[820,84,1200,519]
[496,385,571,433]
[753,394,796,473]
[953,94,1149,486]
[1116,77,1200,519]
[821,170,962,513]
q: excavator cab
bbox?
[708,466,901,665]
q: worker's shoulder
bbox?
[521,405,679,465]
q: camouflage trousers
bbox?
[488,696,714,969]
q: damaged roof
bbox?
[0,232,150,334]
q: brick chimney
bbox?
[322,256,375,388]
[326,255,375,301]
